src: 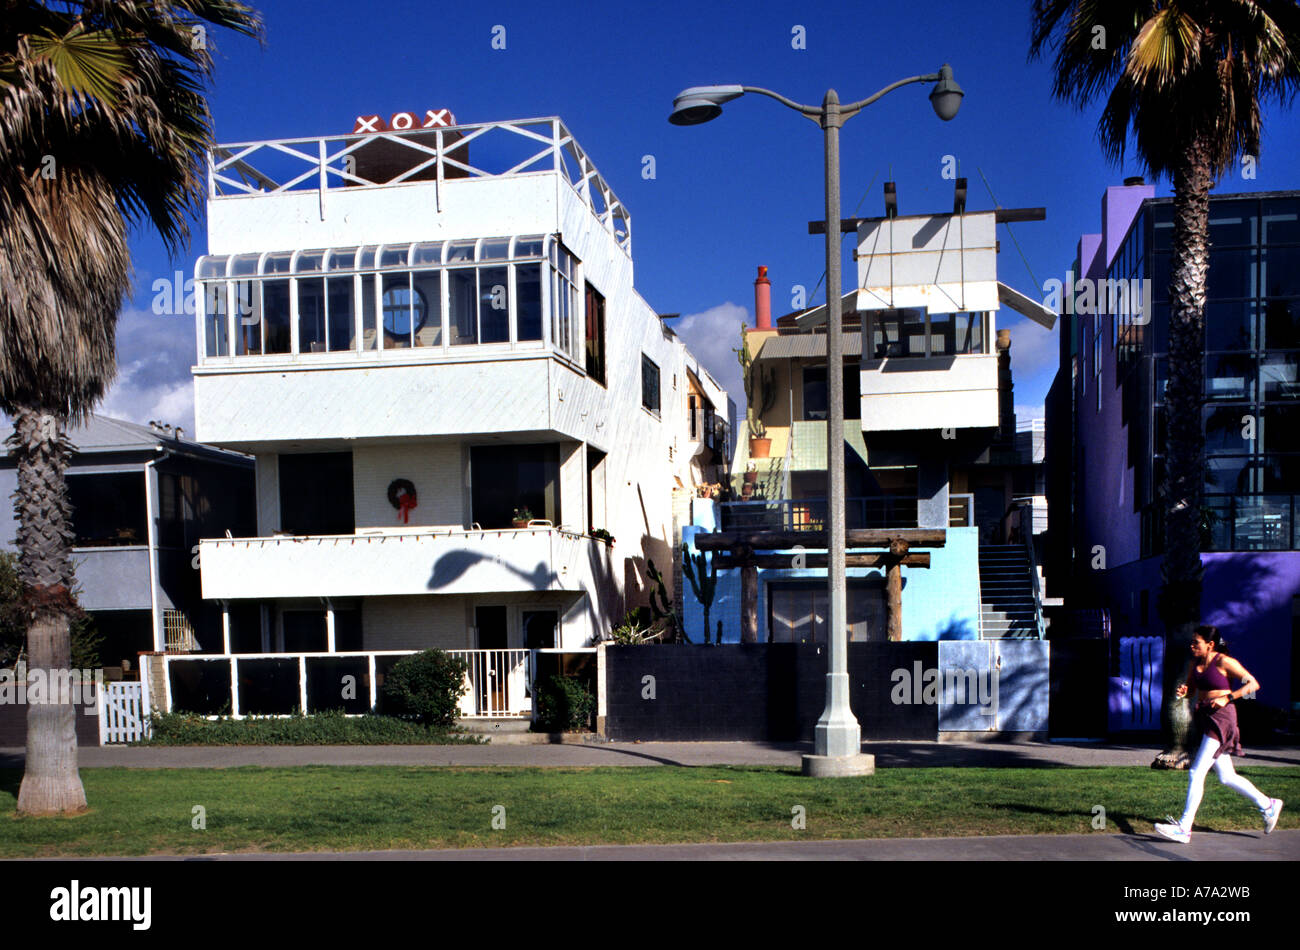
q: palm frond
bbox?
[26,24,131,106]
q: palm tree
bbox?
[0,2,261,815]
[1030,1,1300,767]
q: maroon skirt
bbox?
[1195,701,1242,758]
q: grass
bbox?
[135,710,484,745]
[1,764,1297,857]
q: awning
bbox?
[755,333,862,361]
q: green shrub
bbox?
[534,674,595,732]
[380,649,469,726]
[139,708,484,745]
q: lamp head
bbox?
[929,64,964,121]
[669,85,745,125]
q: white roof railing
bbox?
[207,116,632,257]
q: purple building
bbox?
[1046,181,1300,716]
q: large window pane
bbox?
[1204,405,1252,455]
[412,271,442,346]
[1262,198,1300,244]
[1263,298,1300,349]
[1262,352,1300,400]
[381,271,413,348]
[203,281,228,357]
[518,265,543,342]
[1262,406,1300,454]
[1262,247,1300,298]
[470,444,560,528]
[1207,248,1256,299]
[360,274,377,350]
[298,277,326,353]
[803,365,827,420]
[1208,201,1257,246]
[870,308,925,358]
[1205,301,1254,351]
[1206,352,1255,401]
[449,269,477,345]
[68,473,147,546]
[327,276,354,351]
[234,280,258,355]
[278,452,354,535]
[263,279,291,354]
[479,265,509,343]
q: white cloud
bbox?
[98,305,196,432]
[670,301,749,421]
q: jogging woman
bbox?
[1154,625,1283,843]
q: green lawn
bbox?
[2,765,1297,857]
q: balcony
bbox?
[720,497,920,533]
[207,117,630,256]
[199,526,609,600]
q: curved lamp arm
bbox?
[743,72,945,124]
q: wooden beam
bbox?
[886,560,903,641]
[739,547,758,644]
[714,552,931,570]
[695,528,946,551]
[812,207,1046,231]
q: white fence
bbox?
[99,682,150,744]
[161,648,555,719]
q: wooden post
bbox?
[739,544,758,644]
[886,538,908,642]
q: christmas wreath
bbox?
[387,478,418,523]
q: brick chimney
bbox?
[754,266,771,329]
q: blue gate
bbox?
[1109,636,1163,730]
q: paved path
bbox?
[3,740,1299,770]
[51,829,1300,861]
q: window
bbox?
[278,452,354,535]
[470,444,560,529]
[688,394,700,439]
[197,236,555,359]
[585,283,606,384]
[641,354,660,415]
[202,281,229,357]
[868,308,985,358]
[768,581,884,643]
[802,364,861,420]
[68,473,147,547]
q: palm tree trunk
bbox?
[9,407,87,815]
[1153,138,1212,770]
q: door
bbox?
[474,606,508,714]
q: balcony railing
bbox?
[207,116,631,256]
[719,496,918,532]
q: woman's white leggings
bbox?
[1180,735,1271,827]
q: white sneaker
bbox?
[1263,799,1283,835]
[1155,816,1191,843]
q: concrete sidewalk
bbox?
[4,739,1300,770]
[47,829,1300,861]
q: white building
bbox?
[173,111,727,717]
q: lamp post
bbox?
[670,67,963,777]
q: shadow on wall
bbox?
[426,549,558,591]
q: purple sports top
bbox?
[1193,658,1231,692]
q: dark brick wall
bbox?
[605,643,939,741]
[0,691,101,746]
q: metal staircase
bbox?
[978,544,1042,639]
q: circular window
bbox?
[382,285,428,336]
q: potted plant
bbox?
[590,527,615,545]
[734,323,776,459]
[742,463,758,487]
[512,507,533,528]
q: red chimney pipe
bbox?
[754,266,771,329]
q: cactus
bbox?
[734,323,776,439]
[682,542,720,644]
[645,558,672,620]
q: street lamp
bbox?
[670,67,962,777]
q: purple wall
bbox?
[1066,182,1296,710]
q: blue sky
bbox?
[106,0,1300,431]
